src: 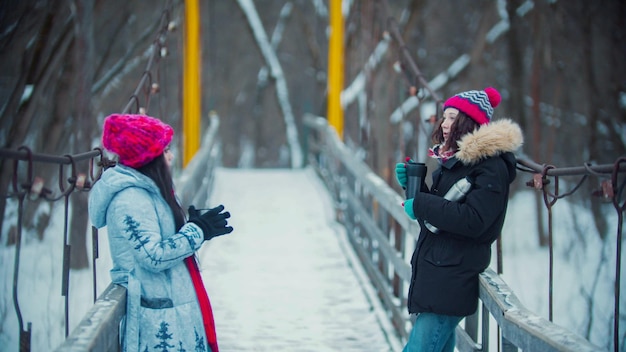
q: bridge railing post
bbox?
[54,283,127,352]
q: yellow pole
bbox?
[183,0,201,167]
[327,0,344,139]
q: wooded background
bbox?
[0,0,624,268]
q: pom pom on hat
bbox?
[444,87,501,125]
[484,87,501,108]
[102,113,174,168]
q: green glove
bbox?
[403,199,416,220]
[395,163,407,188]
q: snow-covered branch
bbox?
[341,33,391,108]
[257,2,293,88]
[386,0,536,126]
[237,0,303,168]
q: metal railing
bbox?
[174,112,222,209]
[0,147,110,352]
[302,113,605,351]
[53,284,126,352]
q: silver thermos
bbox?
[424,176,472,233]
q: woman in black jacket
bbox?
[396,87,523,352]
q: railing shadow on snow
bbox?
[53,114,221,352]
[302,113,607,352]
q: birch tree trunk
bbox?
[69,0,95,269]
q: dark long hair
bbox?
[137,154,186,230]
[431,111,480,152]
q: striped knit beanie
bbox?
[102,113,173,168]
[443,87,501,125]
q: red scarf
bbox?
[185,256,219,352]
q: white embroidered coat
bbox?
[89,164,211,352]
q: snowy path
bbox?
[197,167,401,351]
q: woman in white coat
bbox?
[89,113,233,352]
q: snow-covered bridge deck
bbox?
[198,167,401,351]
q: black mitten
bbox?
[188,205,234,241]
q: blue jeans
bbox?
[402,313,463,352]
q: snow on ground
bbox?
[198,167,400,351]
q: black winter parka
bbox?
[408,119,523,316]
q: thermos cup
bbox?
[405,161,427,199]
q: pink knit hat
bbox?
[443,87,502,125]
[102,113,174,168]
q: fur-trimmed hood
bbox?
[456,118,523,165]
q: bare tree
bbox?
[529,0,549,246]
[0,1,76,243]
[0,0,181,269]
[67,0,95,269]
